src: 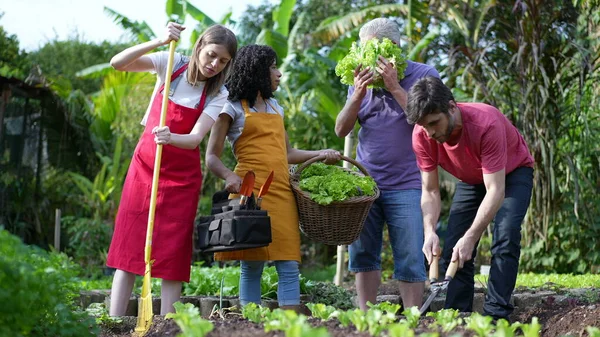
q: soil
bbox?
[98,285,600,337]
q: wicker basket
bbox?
[289,155,380,245]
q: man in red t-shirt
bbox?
[406,76,534,320]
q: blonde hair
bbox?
[359,18,401,45]
[187,25,237,97]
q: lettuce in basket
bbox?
[299,163,377,205]
[335,37,408,89]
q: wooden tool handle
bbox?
[429,255,439,282]
[445,260,459,280]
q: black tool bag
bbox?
[194,190,272,253]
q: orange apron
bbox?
[214,99,301,261]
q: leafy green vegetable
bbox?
[386,322,415,337]
[426,309,462,332]
[400,306,421,328]
[306,303,338,320]
[466,313,494,337]
[299,163,377,205]
[335,37,408,89]
[306,281,354,310]
[166,302,213,337]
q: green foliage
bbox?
[400,306,421,328]
[438,0,600,273]
[306,302,338,320]
[242,304,331,337]
[509,273,600,289]
[185,264,240,297]
[306,281,354,310]
[184,264,312,300]
[265,308,331,337]
[465,312,494,337]
[241,302,271,323]
[26,37,129,94]
[166,302,214,337]
[0,13,29,79]
[587,327,600,337]
[79,277,113,291]
[367,301,401,315]
[0,229,98,337]
[519,317,541,337]
[62,216,113,276]
[491,319,521,337]
[85,303,122,328]
[426,308,462,332]
[300,263,336,282]
[67,136,129,220]
[386,321,415,337]
[299,162,377,205]
[335,37,408,89]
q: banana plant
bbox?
[68,135,129,221]
[255,0,297,62]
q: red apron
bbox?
[107,64,207,282]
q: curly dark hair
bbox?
[226,45,277,107]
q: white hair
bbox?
[359,18,401,45]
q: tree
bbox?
[0,13,30,79]
[433,0,600,273]
[26,38,129,95]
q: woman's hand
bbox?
[160,22,186,45]
[319,149,342,165]
[225,173,242,193]
[152,126,171,145]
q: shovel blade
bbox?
[419,286,442,315]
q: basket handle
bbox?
[294,154,371,177]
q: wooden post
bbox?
[334,130,355,286]
[54,209,61,251]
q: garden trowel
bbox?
[239,170,255,206]
[419,256,459,315]
[255,170,274,209]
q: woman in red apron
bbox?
[205,45,340,311]
[106,22,237,316]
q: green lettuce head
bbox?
[335,37,408,89]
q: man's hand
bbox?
[451,236,477,269]
[376,55,401,92]
[422,232,441,265]
[351,64,374,101]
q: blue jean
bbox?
[348,189,427,282]
[239,260,300,306]
[442,167,533,319]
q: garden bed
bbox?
[97,284,600,337]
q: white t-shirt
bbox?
[221,99,285,148]
[141,51,228,125]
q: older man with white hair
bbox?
[335,18,440,311]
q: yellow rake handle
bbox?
[144,40,176,266]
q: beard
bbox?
[434,113,455,143]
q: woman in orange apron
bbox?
[205,45,340,310]
[106,22,237,316]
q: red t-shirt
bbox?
[412,103,534,185]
